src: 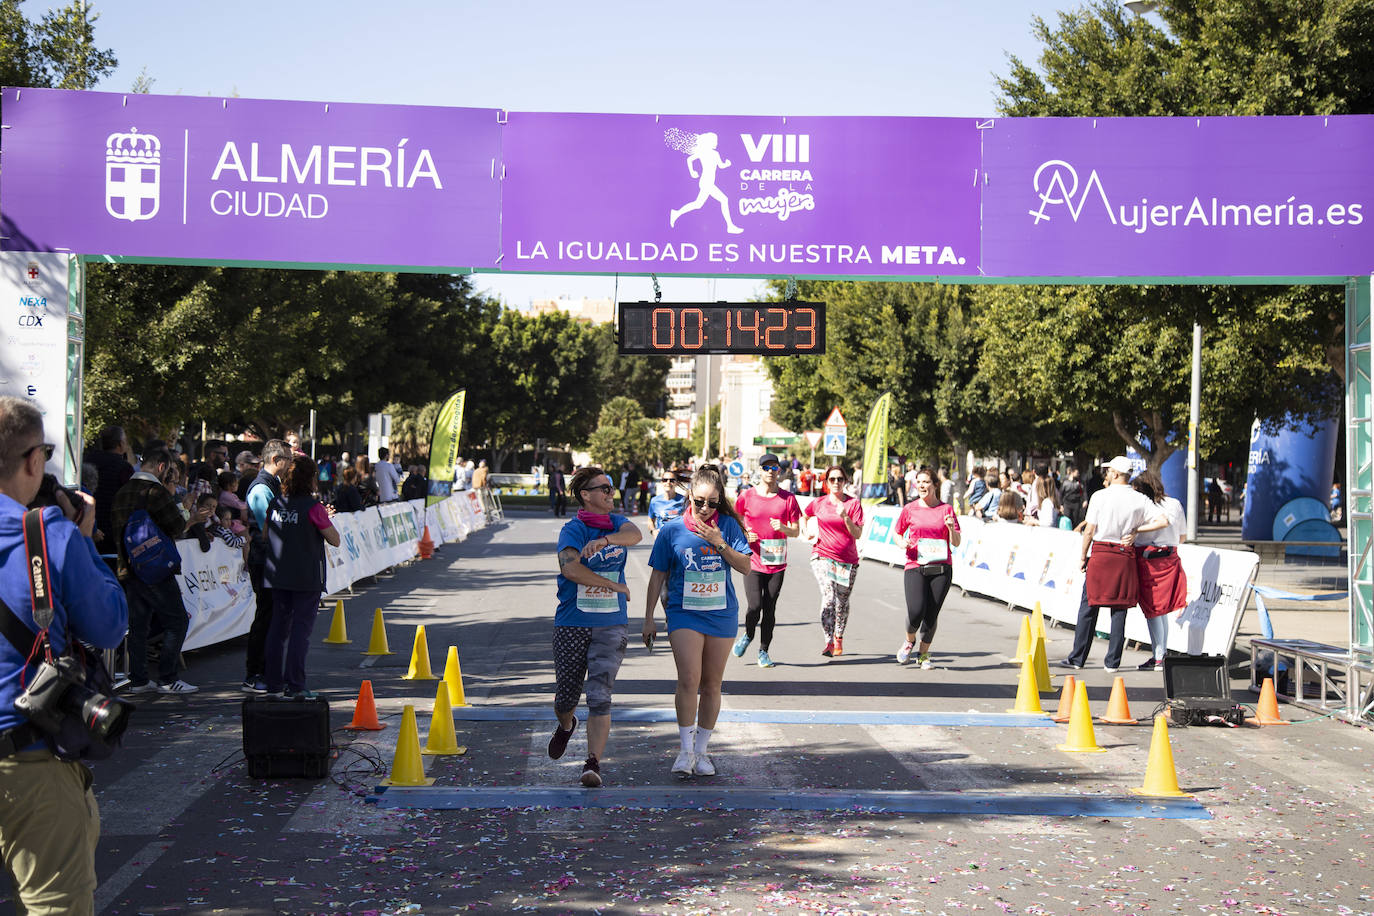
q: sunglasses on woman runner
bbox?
[691,496,719,509]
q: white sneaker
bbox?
[158,679,199,695]
[896,641,915,664]
[918,653,934,670]
[126,681,159,694]
[692,753,716,776]
[671,749,695,777]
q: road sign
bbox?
[803,430,823,449]
[824,431,847,456]
[728,460,745,478]
[823,407,847,429]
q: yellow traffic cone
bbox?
[1030,600,1047,641]
[381,705,435,786]
[442,646,468,707]
[423,683,467,756]
[1032,630,1052,693]
[1057,680,1107,753]
[403,625,438,680]
[322,599,351,645]
[1007,656,1049,715]
[364,608,393,656]
[1130,714,1190,797]
[1011,617,1031,664]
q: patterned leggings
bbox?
[810,555,858,639]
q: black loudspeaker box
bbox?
[242,696,331,778]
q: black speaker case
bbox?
[241,696,331,779]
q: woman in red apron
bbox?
[1130,470,1188,671]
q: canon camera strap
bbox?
[0,509,53,658]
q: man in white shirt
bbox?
[375,447,400,503]
[1058,456,1167,672]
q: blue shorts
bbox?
[666,607,738,639]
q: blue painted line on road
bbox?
[447,707,1056,727]
[366,785,1210,819]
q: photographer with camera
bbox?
[0,396,129,914]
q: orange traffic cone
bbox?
[342,679,385,731]
[1057,680,1106,753]
[1052,675,1076,723]
[1099,676,1138,725]
[1253,677,1290,726]
[1130,714,1190,797]
[417,526,435,560]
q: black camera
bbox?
[14,654,133,745]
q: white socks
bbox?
[679,725,715,754]
[693,726,712,755]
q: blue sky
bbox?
[37,0,1088,305]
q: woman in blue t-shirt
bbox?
[547,466,643,788]
[643,465,752,778]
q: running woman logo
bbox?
[664,127,816,231]
[665,129,744,234]
[105,128,162,222]
[1028,160,1110,225]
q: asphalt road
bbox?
[9,510,1371,916]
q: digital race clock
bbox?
[617,302,825,355]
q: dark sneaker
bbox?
[1137,658,1160,671]
[285,689,319,700]
[548,716,578,760]
[1056,659,1085,670]
[241,677,268,694]
[580,755,602,788]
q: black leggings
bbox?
[743,570,786,649]
[903,565,953,643]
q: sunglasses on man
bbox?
[827,475,845,482]
[582,484,615,495]
[22,442,55,461]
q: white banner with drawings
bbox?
[179,494,486,652]
[855,505,1259,658]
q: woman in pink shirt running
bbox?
[893,467,961,669]
[802,464,864,658]
[732,453,801,668]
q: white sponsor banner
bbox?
[857,506,1259,658]
[179,494,482,652]
[0,252,72,480]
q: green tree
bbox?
[480,310,603,470]
[989,0,1353,467]
[588,323,672,418]
[763,280,1038,472]
[587,396,656,474]
[0,0,116,92]
[82,264,498,447]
